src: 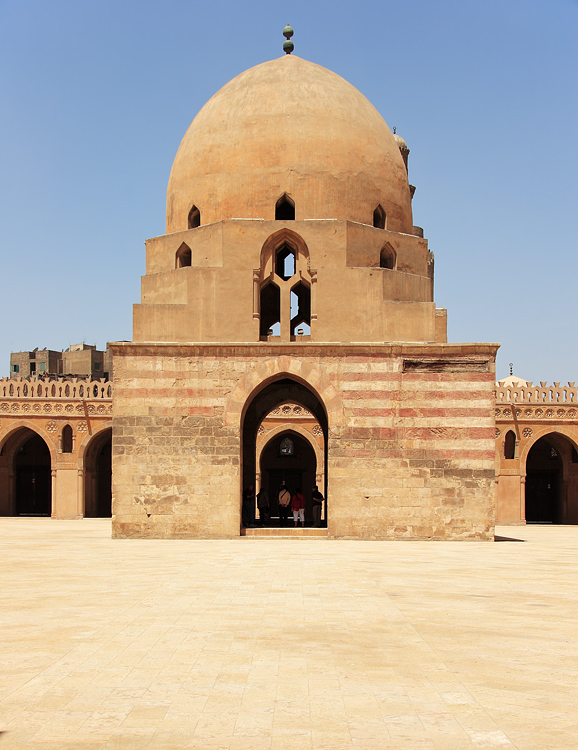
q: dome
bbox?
[166,55,414,234]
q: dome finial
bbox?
[282,24,294,54]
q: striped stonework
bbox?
[111,342,498,540]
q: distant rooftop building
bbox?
[9,345,112,381]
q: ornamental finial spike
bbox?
[282,24,294,54]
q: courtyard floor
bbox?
[0,520,577,750]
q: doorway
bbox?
[242,376,327,530]
[260,431,317,524]
[15,432,52,516]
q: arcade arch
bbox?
[524,432,578,524]
[82,427,112,518]
[0,426,53,516]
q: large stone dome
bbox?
[166,55,413,234]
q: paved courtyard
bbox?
[0,520,577,749]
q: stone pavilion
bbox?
[111,36,499,540]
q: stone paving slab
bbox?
[0,519,577,749]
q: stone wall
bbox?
[112,342,497,540]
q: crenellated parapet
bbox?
[0,376,112,408]
[495,381,577,407]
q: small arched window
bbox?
[259,281,281,340]
[62,425,73,454]
[380,243,396,270]
[176,242,192,268]
[275,243,296,280]
[188,205,200,229]
[290,281,311,336]
[373,204,386,229]
[275,194,295,221]
[504,430,516,460]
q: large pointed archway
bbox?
[241,376,327,530]
[0,427,53,516]
[83,428,112,518]
[525,433,578,524]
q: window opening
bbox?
[275,243,296,280]
[373,204,386,229]
[290,282,311,336]
[62,425,73,454]
[280,437,294,456]
[176,242,192,268]
[380,243,396,270]
[259,282,281,339]
[275,194,295,221]
[504,430,516,460]
[188,206,200,229]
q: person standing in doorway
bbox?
[311,485,324,528]
[256,486,270,526]
[292,487,305,528]
[243,484,255,528]
[278,481,291,527]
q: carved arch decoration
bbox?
[256,422,325,487]
[253,229,317,340]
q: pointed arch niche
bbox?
[254,229,317,341]
[373,204,386,229]
[188,205,200,229]
[275,194,295,220]
[176,242,192,268]
[380,242,396,270]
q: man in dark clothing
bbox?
[312,485,324,527]
[243,484,255,528]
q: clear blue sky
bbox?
[1,0,576,384]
